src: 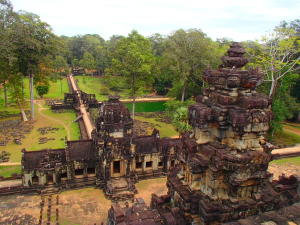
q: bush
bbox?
[36,85,49,98]
[102,75,128,92]
[164,99,195,134]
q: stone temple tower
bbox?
[149,42,300,224]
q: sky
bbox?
[11,0,300,41]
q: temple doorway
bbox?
[32,175,39,185]
[113,161,121,174]
[47,173,53,184]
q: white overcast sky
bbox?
[11,0,300,41]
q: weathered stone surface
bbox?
[148,42,300,225]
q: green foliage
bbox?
[153,74,172,95]
[101,75,128,92]
[36,84,49,98]
[165,99,195,133]
[79,52,96,70]
[271,99,289,134]
[163,29,224,101]
[108,30,155,115]
[172,107,192,133]
[291,79,300,102]
[165,99,194,116]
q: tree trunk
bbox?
[3,82,7,107]
[17,98,28,122]
[22,77,24,96]
[132,73,136,120]
[29,74,35,120]
[132,96,136,120]
[60,77,63,94]
[181,81,187,102]
[269,79,278,99]
[297,111,300,123]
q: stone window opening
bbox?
[87,167,95,174]
[136,162,143,169]
[171,160,175,167]
[113,161,121,174]
[75,169,84,176]
[146,161,153,168]
[158,161,163,167]
[60,172,67,179]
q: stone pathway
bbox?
[0,179,22,188]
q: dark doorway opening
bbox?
[61,172,67,179]
[32,175,39,185]
[47,174,53,184]
[75,169,84,176]
[146,161,153,168]
[87,167,95,174]
[171,160,175,167]
[113,161,121,174]
[136,162,143,169]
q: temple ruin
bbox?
[22,95,181,200]
[107,43,300,224]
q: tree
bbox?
[51,55,68,93]
[36,84,49,98]
[164,29,222,102]
[8,73,28,121]
[109,30,154,119]
[79,52,96,71]
[0,0,16,107]
[13,11,56,120]
[250,26,300,98]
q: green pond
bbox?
[125,101,166,112]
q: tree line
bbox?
[0,0,299,135]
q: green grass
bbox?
[0,78,69,107]
[272,157,300,166]
[0,165,21,177]
[75,75,125,101]
[0,102,80,162]
[23,77,69,99]
[42,104,80,141]
[75,75,151,101]
[269,130,300,146]
[135,115,178,138]
[284,122,300,129]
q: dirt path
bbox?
[35,100,71,140]
[269,163,300,179]
[120,97,170,103]
[0,162,21,166]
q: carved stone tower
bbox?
[150,43,299,224]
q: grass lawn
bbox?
[0,101,80,163]
[23,77,69,99]
[0,165,21,177]
[75,75,127,101]
[269,130,300,146]
[135,115,178,138]
[272,157,300,166]
[0,78,69,116]
[75,75,151,101]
